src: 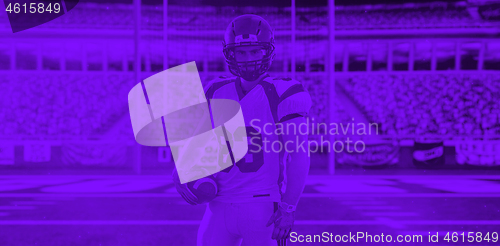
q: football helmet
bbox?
[223,14,275,81]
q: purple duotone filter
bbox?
[0,0,499,245]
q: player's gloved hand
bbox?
[172,169,198,205]
[266,202,296,241]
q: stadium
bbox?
[0,0,500,245]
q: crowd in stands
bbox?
[336,8,478,29]
[297,75,329,124]
[0,2,490,32]
[0,73,131,137]
[340,73,500,137]
[2,72,499,140]
[0,1,497,139]
[0,71,332,139]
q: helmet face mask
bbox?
[224,43,275,81]
[223,15,275,81]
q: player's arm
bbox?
[280,116,310,207]
[275,80,312,207]
[266,79,312,241]
[267,117,310,241]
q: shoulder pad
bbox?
[272,77,293,81]
[204,75,236,93]
[267,77,312,122]
[263,76,302,97]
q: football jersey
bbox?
[203,74,312,203]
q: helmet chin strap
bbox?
[240,73,261,82]
[240,67,265,81]
[240,73,266,87]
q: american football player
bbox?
[173,14,312,246]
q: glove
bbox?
[266,204,295,241]
[172,168,198,205]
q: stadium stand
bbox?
[0,73,131,136]
[3,71,499,140]
[339,73,500,137]
[1,2,494,31]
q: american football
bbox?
[186,176,218,204]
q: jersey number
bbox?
[217,126,264,173]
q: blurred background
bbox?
[0,0,499,174]
[1,1,500,245]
